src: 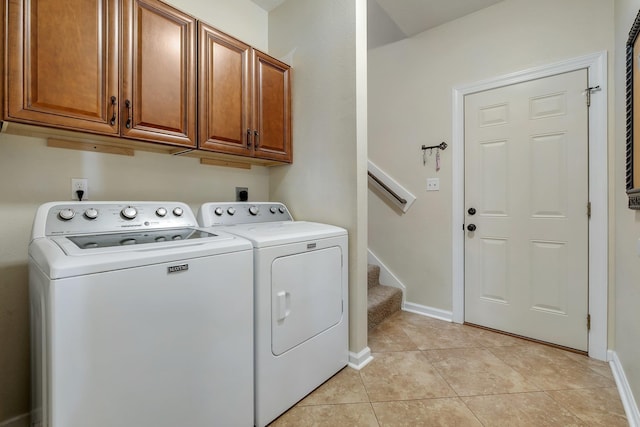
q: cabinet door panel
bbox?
[6,0,119,134]
[198,24,251,155]
[254,51,291,163]
[122,0,196,147]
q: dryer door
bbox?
[271,246,344,355]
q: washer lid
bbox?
[29,229,252,279]
[64,228,217,250]
[215,221,347,248]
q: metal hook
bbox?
[421,142,448,151]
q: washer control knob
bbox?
[249,206,259,216]
[58,208,75,221]
[84,208,99,220]
[156,207,167,217]
[278,206,286,214]
[270,206,277,214]
[121,206,138,220]
[214,207,224,216]
[227,207,236,216]
[173,207,184,217]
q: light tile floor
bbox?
[270,310,627,426]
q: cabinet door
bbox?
[198,23,252,156]
[253,51,292,163]
[5,0,119,135]
[121,0,196,147]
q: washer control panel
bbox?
[42,202,198,236]
[198,202,292,226]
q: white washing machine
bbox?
[28,201,254,427]
[197,202,348,427]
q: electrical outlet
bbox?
[71,178,89,200]
[236,187,248,201]
[427,178,440,191]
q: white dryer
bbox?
[197,202,349,427]
[28,201,254,427]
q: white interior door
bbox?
[464,69,589,351]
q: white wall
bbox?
[0,0,268,422]
[614,0,640,412]
[267,0,369,354]
[368,0,614,313]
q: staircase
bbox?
[367,264,402,329]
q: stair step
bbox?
[367,263,401,330]
[368,264,380,289]
[368,283,402,330]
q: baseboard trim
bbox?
[348,347,373,370]
[0,413,29,427]
[609,350,640,427]
[403,302,453,322]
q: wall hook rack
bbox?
[421,142,448,151]
[421,142,447,170]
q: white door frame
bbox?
[451,51,608,361]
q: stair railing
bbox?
[368,160,416,213]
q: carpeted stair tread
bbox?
[368,264,380,289]
[367,264,402,330]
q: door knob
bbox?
[468,207,476,215]
[467,224,477,232]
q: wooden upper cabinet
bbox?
[121,0,197,147]
[198,23,252,156]
[5,0,120,135]
[198,24,291,163]
[5,0,290,163]
[253,51,291,163]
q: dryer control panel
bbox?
[198,202,292,226]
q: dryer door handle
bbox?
[276,291,291,321]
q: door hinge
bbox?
[585,85,601,107]
[587,314,591,331]
[587,201,592,218]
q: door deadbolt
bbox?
[468,207,476,215]
[467,224,477,232]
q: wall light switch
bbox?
[427,178,440,191]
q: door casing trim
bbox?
[451,51,608,361]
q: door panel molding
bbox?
[452,51,608,360]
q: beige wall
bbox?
[267,0,369,354]
[0,0,269,422]
[614,0,640,411]
[168,0,268,51]
[368,0,614,313]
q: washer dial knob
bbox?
[121,206,138,220]
[249,206,259,216]
[278,206,286,214]
[84,208,99,220]
[58,208,75,221]
[227,207,236,216]
[269,206,277,214]
[173,207,184,217]
[214,207,224,216]
[156,207,167,217]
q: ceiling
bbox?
[250,0,504,49]
[250,0,285,12]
